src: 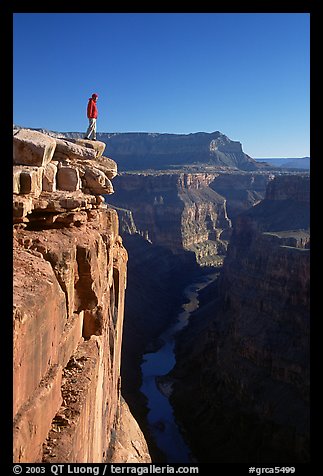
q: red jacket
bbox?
[87,98,98,119]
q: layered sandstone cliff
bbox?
[13,129,151,463]
[169,175,310,463]
[107,172,232,267]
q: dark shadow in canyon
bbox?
[119,234,207,461]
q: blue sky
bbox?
[13,13,310,157]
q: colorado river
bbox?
[140,272,218,463]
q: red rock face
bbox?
[13,128,151,463]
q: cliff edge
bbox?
[13,128,151,463]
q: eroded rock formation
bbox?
[107,172,232,267]
[13,128,151,463]
[169,175,310,463]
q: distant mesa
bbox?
[13,125,269,172]
[71,130,264,172]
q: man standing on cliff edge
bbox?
[84,93,99,141]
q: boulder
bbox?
[13,166,22,194]
[69,156,117,181]
[13,129,56,167]
[93,155,118,179]
[42,162,58,192]
[13,166,44,197]
[19,166,44,197]
[13,195,34,219]
[57,165,81,192]
[84,167,114,195]
[54,138,97,162]
[67,138,106,158]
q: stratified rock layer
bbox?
[13,129,116,221]
[107,172,232,266]
[13,128,151,463]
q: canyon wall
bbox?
[13,129,151,463]
[209,171,272,220]
[169,174,310,463]
[107,172,232,267]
